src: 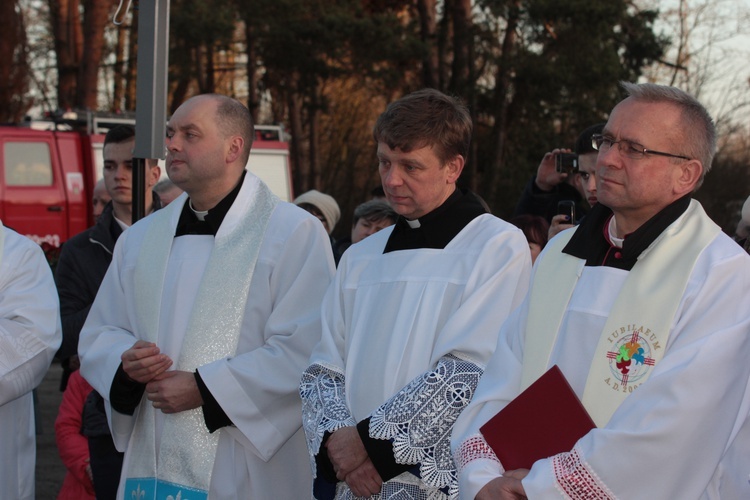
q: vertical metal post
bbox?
[132,0,170,223]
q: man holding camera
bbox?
[513,146,585,223]
[514,124,606,231]
[547,124,605,238]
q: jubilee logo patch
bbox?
[604,325,659,393]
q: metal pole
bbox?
[132,0,170,223]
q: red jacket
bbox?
[55,369,96,500]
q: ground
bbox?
[35,360,68,498]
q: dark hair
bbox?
[104,124,135,148]
[207,94,255,166]
[510,214,550,248]
[353,200,398,225]
[575,123,605,155]
[103,124,158,167]
[373,88,472,165]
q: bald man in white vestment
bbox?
[79,94,335,499]
[0,224,61,500]
[300,89,532,499]
[452,83,750,499]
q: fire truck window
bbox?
[4,142,53,186]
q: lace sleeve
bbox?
[300,363,357,459]
[368,354,483,497]
[453,433,501,475]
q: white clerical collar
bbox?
[189,199,209,221]
[406,218,421,229]
[608,217,625,248]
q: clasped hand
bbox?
[121,340,203,413]
[326,426,383,497]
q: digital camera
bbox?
[555,152,579,174]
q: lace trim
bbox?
[334,472,450,500]
[369,355,483,498]
[552,446,616,499]
[453,433,501,475]
[300,363,357,461]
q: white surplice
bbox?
[0,224,61,500]
[452,206,750,499]
[302,214,531,498]
[79,173,335,499]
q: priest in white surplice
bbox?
[0,224,61,500]
[79,94,335,499]
[452,83,750,499]
[300,89,532,499]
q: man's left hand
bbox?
[326,426,369,480]
[345,458,383,497]
[145,370,204,413]
[475,469,529,500]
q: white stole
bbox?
[521,200,720,427]
[123,176,278,499]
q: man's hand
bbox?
[121,340,172,384]
[548,213,575,240]
[345,458,383,497]
[145,370,204,413]
[476,469,529,500]
[535,148,572,192]
[326,426,369,480]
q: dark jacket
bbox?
[55,194,162,364]
[513,175,588,223]
[55,202,123,363]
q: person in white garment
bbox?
[79,94,335,499]
[300,88,532,499]
[0,224,62,500]
[451,82,750,499]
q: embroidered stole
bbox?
[123,177,278,499]
[520,200,719,427]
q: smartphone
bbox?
[557,200,576,223]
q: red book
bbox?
[480,365,596,470]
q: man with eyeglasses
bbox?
[452,82,750,499]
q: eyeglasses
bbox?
[591,134,690,161]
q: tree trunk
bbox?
[416,0,439,88]
[486,2,520,206]
[288,84,307,195]
[448,0,471,95]
[77,0,110,109]
[49,0,83,109]
[244,20,259,122]
[112,23,127,112]
[0,0,32,122]
[308,86,321,190]
[125,14,138,111]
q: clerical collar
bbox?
[174,171,246,237]
[189,200,209,221]
[383,188,488,253]
[563,194,691,270]
[607,218,624,248]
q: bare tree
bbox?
[47,0,112,110]
[0,0,33,122]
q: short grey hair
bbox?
[353,200,398,225]
[621,82,716,188]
